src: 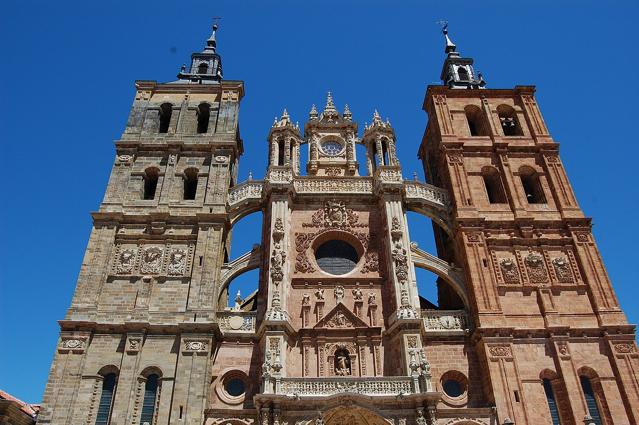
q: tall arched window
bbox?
[381,139,390,166]
[277,140,285,166]
[542,378,562,425]
[197,103,210,134]
[183,168,198,200]
[140,374,160,425]
[580,376,603,425]
[143,167,159,200]
[519,166,546,204]
[497,104,523,136]
[158,103,172,134]
[457,66,470,81]
[464,105,489,137]
[481,167,507,204]
[95,372,118,425]
[197,62,208,74]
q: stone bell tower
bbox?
[39,24,245,425]
[418,25,639,425]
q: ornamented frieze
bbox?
[294,178,373,194]
[524,251,549,284]
[111,243,195,277]
[277,377,414,397]
[488,344,512,359]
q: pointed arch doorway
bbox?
[322,406,388,425]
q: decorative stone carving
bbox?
[293,179,373,194]
[272,218,285,243]
[167,154,177,166]
[613,343,636,354]
[524,252,549,283]
[422,310,468,331]
[407,336,418,349]
[466,232,481,243]
[278,376,414,396]
[218,312,256,333]
[392,242,409,284]
[116,154,134,166]
[315,288,325,300]
[368,292,377,305]
[215,155,229,163]
[167,249,187,276]
[184,340,207,352]
[294,233,316,273]
[140,246,163,274]
[59,337,87,353]
[127,337,142,352]
[488,345,512,358]
[552,256,574,283]
[556,342,569,357]
[360,251,379,273]
[117,248,137,274]
[499,258,520,284]
[302,293,310,305]
[270,248,286,284]
[303,201,362,228]
[575,232,590,243]
[352,288,363,301]
[334,285,345,302]
[325,167,342,177]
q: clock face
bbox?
[321,140,343,156]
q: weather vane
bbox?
[436,20,449,33]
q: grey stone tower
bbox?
[39,25,244,425]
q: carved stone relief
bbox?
[112,243,194,277]
[499,258,520,284]
[551,256,574,283]
[523,251,549,284]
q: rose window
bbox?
[321,140,343,156]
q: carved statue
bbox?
[334,285,345,302]
[315,288,325,300]
[352,287,363,301]
[368,292,377,305]
[335,350,351,376]
[234,291,242,310]
[302,293,310,305]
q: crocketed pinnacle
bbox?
[309,104,318,120]
[324,91,337,114]
[343,104,352,120]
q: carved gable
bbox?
[314,302,369,329]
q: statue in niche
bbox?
[335,349,351,376]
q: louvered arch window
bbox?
[542,379,561,425]
[580,376,603,425]
[95,373,117,425]
[140,374,160,425]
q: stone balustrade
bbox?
[403,181,449,210]
[421,309,469,333]
[217,311,257,333]
[277,376,415,397]
[293,178,373,194]
[228,180,264,207]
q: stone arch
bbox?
[410,242,468,308]
[322,405,389,425]
[443,420,486,425]
[227,182,264,226]
[209,419,252,425]
[217,245,262,306]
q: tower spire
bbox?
[203,23,218,53]
[177,21,224,83]
[437,22,486,89]
[442,22,457,54]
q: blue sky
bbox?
[1,0,638,403]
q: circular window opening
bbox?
[321,140,343,156]
[442,379,463,397]
[224,378,246,397]
[315,240,359,275]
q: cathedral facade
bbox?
[39,24,638,425]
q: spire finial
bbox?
[343,104,352,120]
[325,91,335,111]
[204,21,220,53]
[438,20,456,54]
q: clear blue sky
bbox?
[1,0,638,403]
